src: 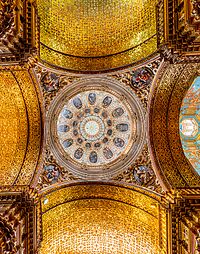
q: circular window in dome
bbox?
[179,76,200,175]
[47,78,145,179]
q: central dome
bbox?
[47,78,145,179]
[57,90,134,166]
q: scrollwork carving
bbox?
[34,65,80,109]
[110,58,161,108]
[37,149,77,190]
[112,144,163,194]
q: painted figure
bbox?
[112,107,124,118]
[89,151,98,163]
[88,93,96,105]
[103,96,112,107]
[73,97,82,109]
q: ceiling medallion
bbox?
[47,78,145,179]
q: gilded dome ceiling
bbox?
[39,184,166,254]
[38,0,158,71]
[1,0,200,253]
[47,77,145,179]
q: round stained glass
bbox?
[48,78,145,179]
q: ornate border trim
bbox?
[148,61,200,190]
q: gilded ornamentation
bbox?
[160,46,200,64]
[160,0,200,54]
[110,58,161,108]
[167,192,200,254]
[148,62,200,190]
[39,184,167,254]
[0,218,17,253]
[0,0,14,37]
[38,0,158,71]
[0,192,41,253]
[34,65,80,109]
[156,0,164,46]
[0,0,38,63]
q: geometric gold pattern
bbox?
[40,183,167,254]
[0,69,41,185]
[38,0,158,71]
[148,62,200,190]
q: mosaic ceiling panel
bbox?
[41,200,160,254]
[38,0,158,71]
[180,76,200,175]
[0,71,27,185]
[57,90,135,166]
[0,69,41,186]
[39,184,166,254]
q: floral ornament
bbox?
[133,165,154,186]
[110,58,161,109]
[112,145,163,194]
[34,65,80,109]
[36,149,78,190]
